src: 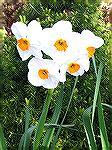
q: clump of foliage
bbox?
[1,0,112,149]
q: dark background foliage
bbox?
[1,0,112,149]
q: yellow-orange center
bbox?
[68,63,80,74]
[86,47,96,58]
[17,38,30,51]
[54,39,68,51]
[38,69,49,80]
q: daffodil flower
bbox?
[41,20,83,64]
[81,30,104,58]
[60,56,90,77]
[11,20,43,60]
[28,58,64,89]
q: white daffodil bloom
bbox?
[81,30,104,58]
[28,58,65,89]
[60,56,90,77]
[41,20,84,65]
[11,20,42,60]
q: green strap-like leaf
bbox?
[102,103,112,110]
[44,123,75,129]
[33,89,54,150]
[82,106,97,150]
[0,124,7,150]
[92,58,110,150]
[92,62,103,124]
[18,133,25,150]
[18,126,36,150]
[42,84,64,148]
[23,102,30,150]
[18,101,31,150]
[97,95,110,150]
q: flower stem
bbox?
[51,76,78,149]
[33,89,54,150]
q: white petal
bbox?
[77,57,90,72]
[11,22,27,40]
[59,64,67,82]
[43,75,59,89]
[44,60,67,83]
[17,46,31,61]
[28,57,44,70]
[52,20,72,33]
[81,30,95,38]
[27,20,42,41]
[28,70,44,87]
[28,20,42,33]
[76,67,84,76]
[48,49,73,65]
[30,46,42,59]
[70,67,84,76]
[58,72,66,83]
[45,59,60,75]
[93,36,104,48]
[81,30,104,49]
[41,28,54,49]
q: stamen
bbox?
[38,69,49,79]
[54,39,68,51]
[68,63,80,74]
[17,38,30,51]
[86,47,95,58]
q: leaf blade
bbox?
[82,107,97,150]
[0,124,7,150]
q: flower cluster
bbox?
[11,20,104,89]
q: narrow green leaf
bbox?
[51,76,78,149]
[18,126,36,150]
[33,89,54,150]
[23,100,30,150]
[42,84,64,148]
[102,103,112,110]
[44,123,75,129]
[18,134,25,150]
[0,124,7,150]
[92,62,103,124]
[82,106,97,150]
[92,58,110,150]
[97,94,110,150]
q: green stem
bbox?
[33,89,54,150]
[92,56,97,76]
[51,76,78,149]
[42,84,64,148]
[91,61,103,124]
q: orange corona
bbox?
[86,47,95,58]
[54,39,68,51]
[68,63,80,74]
[38,69,49,79]
[17,38,30,51]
